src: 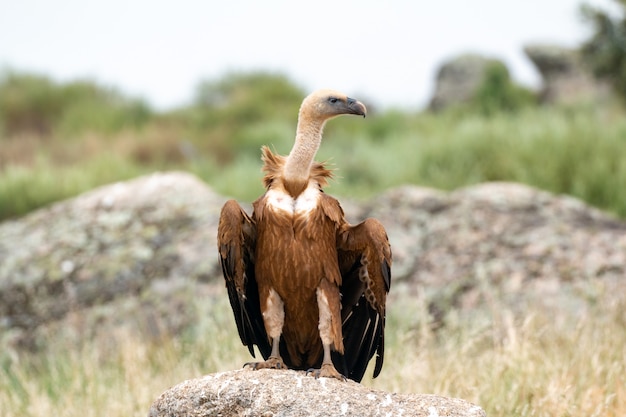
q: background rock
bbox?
[149,369,486,417]
[1,173,625,349]
[428,54,504,111]
[524,44,611,105]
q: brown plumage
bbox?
[217,89,391,382]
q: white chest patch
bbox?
[266,186,320,216]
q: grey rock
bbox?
[356,182,626,324]
[524,44,611,104]
[0,171,226,349]
[428,54,505,111]
[148,369,486,417]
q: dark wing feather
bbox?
[217,199,271,359]
[335,218,392,382]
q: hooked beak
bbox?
[346,97,367,118]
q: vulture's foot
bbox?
[306,363,347,381]
[243,356,285,371]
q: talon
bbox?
[242,356,285,371]
[306,363,346,381]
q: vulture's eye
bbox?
[328,97,338,104]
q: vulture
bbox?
[217,89,391,382]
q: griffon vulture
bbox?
[217,89,391,382]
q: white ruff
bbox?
[266,185,320,216]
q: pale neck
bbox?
[283,116,325,183]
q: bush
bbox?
[177,72,306,162]
[0,72,62,136]
[581,0,626,101]
[469,62,537,116]
[193,71,304,126]
[0,71,152,137]
[0,154,144,220]
[57,81,152,135]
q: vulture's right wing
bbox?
[217,200,271,359]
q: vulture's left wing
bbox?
[217,200,271,359]
[335,218,392,382]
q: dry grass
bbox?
[1,283,624,417]
[369,286,626,416]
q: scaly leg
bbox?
[243,335,285,370]
[306,342,346,381]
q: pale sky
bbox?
[0,0,619,110]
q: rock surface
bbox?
[524,44,611,105]
[149,369,486,417]
[0,172,226,349]
[359,182,626,321]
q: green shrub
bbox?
[0,72,62,136]
[193,71,304,126]
[469,62,537,116]
[581,0,626,102]
[0,155,144,220]
[0,71,152,137]
[57,81,152,135]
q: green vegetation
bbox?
[468,61,536,116]
[1,285,624,416]
[581,0,626,102]
[1,69,626,221]
[0,71,151,137]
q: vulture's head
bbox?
[299,89,367,122]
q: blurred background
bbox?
[1,0,625,220]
